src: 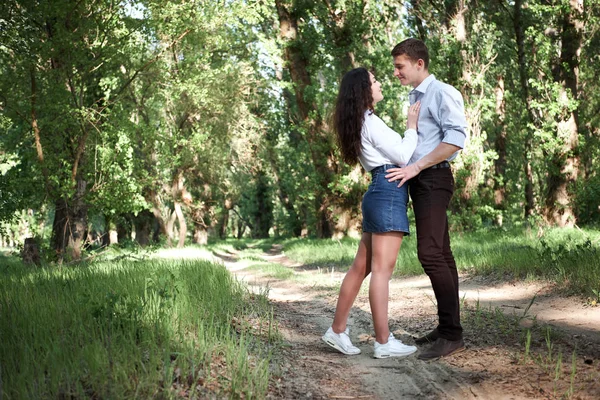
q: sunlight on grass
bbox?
[280,227,600,297]
[0,256,275,399]
[153,246,215,260]
[246,262,295,280]
[281,236,422,276]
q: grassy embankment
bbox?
[280,227,600,299]
[0,250,277,399]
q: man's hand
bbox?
[385,164,421,188]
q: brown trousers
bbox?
[409,167,463,341]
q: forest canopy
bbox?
[1,0,599,261]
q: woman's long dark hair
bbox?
[333,67,373,165]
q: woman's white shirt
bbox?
[358,111,418,172]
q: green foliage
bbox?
[574,173,600,225]
[2,0,600,254]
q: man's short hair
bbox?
[391,38,429,69]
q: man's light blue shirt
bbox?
[407,74,467,164]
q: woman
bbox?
[322,68,420,358]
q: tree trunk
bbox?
[30,66,50,194]
[50,179,88,262]
[191,212,208,245]
[236,220,246,239]
[448,1,486,206]
[166,209,177,242]
[218,210,229,239]
[543,0,582,227]
[101,215,114,246]
[134,210,154,247]
[514,0,536,220]
[116,215,132,244]
[50,198,69,261]
[275,0,333,238]
[493,75,507,220]
[66,178,88,260]
[170,172,188,248]
[22,238,41,266]
[193,228,208,245]
[147,189,172,246]
[252,171,273,238]
[218,199,232,239]
[174,201,186,247]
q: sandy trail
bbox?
[211,246,600,399]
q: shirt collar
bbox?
[411,74,436,94]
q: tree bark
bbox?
[22,238,41,266]
[236,219,246,239]
[174,201,186,247]
[30,66,51,194]
[147,189,172,246]
[50,199,69,262]
[493,75,507,217]
[50,179,88,262]
[217,198,233,239]
[166,209,177,241]
[170,172,188,247]
[134,210,154,247]
[190,201,210,245]
[116,215,132,244]
[193,228,208,245]
[514,0,536,220]
[275,0,334,238]
[252,171,273,238]
[543,0,582,227]
[66,178,88,260]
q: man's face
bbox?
[393,54,422,88]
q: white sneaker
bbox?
[374,334,417,359]
[322,327,361,355]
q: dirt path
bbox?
[212,246,600,400]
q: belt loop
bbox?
[429,161,450,170]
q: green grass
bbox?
[245,262,295,280]
[206,238,277,255]
[282,236,423,276]
[0,252,275,399]
[280,227,600,297]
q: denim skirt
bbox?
[362,164,410,234]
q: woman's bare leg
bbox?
[369,232,404,344]
[331,233,372,333]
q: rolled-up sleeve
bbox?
[438,87,467,149]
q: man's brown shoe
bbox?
[417,338,465,361]
[414,328,440,345]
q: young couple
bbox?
[322,39,467,360]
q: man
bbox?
[385,38,467,361]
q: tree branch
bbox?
[232,207,254,230]
[109,29,191,103]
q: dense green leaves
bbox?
[1,0,599,255]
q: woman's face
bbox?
[369,72,383,106]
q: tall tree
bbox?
[543,0,583,226]
[0,0,151,260]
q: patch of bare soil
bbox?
[214,246,600,400]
